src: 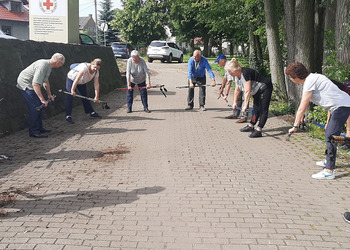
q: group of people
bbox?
[16,50,350,180]
[16,50,152,138]
[187,50,273,138]
[11,49,350,223]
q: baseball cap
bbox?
[215,54,226,63]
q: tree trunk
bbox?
[335,0,350,64]
[264,0,287,101]
[314,0,325,73]
[203,35,209,57]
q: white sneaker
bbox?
[311,169,335,180]
[316,159,326,167]
[200,106,207,111]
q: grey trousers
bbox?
[187,77,206,107]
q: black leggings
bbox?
[250,84,273,129]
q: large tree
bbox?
[111,0,168,46]
[99,0,119,45]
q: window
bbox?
[2,26,12,36]
[11,2,21,12]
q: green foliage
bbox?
[111,0,168,46]
[306,106,328,125]
[98,0,119,45]
[269,101,295,116]
[323,30,350,81]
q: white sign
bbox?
[100,23,108,32]
[30,0,69,42]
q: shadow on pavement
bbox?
[2,186,166,218]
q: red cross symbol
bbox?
[43,0,53,10]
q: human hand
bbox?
[94,96,99,103]
[211,80,216,87]
[128,85,132,90]
[288,127,297,134]
[48,95,55,102]
[190,83,195,88]
[72,90,76,96]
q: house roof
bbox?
[79,15,94,28]
[0,4,29,22]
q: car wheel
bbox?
[167,54,173,63]
[178,55,183,63]
[148,58,153,63]
[161,59,165,63]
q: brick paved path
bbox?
[0,62,350,249]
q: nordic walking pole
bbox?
[176,83,222,89]
[58,89,110,109]
[36,95,56,111]
[115,84,167,97]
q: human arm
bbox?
[288,91,313,134]
[220,77,228,95]
[71,71,84,96]
[188,58,195,88]
[42,81,55,101]
[325,111,331,129]
[33,82,48,107]
[93,75,100,102]
[232,84,241,109]
[242,80,252,112]
[203,59,216,86]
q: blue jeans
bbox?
[325,106,350,170]
[126,81,148,110]
[65,78,94,116]
[21,89,43,135]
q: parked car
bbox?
[111,42,133,59]
[0,30,17,39]
[79,33,98,45]
[147,41,183,63]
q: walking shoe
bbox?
[240,125,254,132]
[344,212,350,224]
[90,112,102,118]
[316,159,327,167]
[126,109,132,113]
[311,169,335,180]
[66,116,74,124]
[225,114,238,119]
[144,108,151,113]
[40,128,51,133]
[236,118,247,123]
[30,133,48,138]
[185,106,193,110]
[249,129,262,138]
[200,106,207,111]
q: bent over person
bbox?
[17,53,65,138]
[126,50,151,113]
[286,62,350,180]
[225,58,273,138]
[65,58,102,124]
[186,50,216,111]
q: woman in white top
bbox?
[286,62,350,180]
[126,50,151,113]
[65,58,102,123]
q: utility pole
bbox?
[94,0,98,43]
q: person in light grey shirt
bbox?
[17,53,65,138]
[126,50,151,113]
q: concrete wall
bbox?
[0,39,124,136]
[0,20,29,40]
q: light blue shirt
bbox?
[188,56,215,79]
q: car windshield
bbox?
[112,43,127,48]
[150,42,166,47]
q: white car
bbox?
[147,41,183,63]
[0,30,17,39]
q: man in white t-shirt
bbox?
[286,62,350,180]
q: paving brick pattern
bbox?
[0,62,350,249]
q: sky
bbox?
[79,0,122,18]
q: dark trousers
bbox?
[21,89,43,135]
[250,84,273,129]
[127,81,148,110]
[325,106,350,170]
[187,77,206,107]
[65,78,94,116]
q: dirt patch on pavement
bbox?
[95,144,130,162]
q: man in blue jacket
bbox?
[185,50,216,111]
